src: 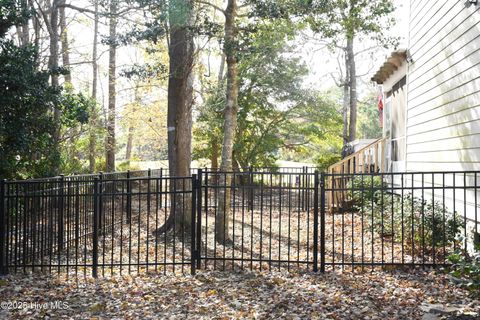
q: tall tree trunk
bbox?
[17,0,29,46]
[211,141,219,170]
[210,140,219,185]
[210,53,224,183]
[218,53,226,84]
[155,0,195,235]
[347,36,357,143]
[342,83,349,146]
[216,0,238,244]
[59,4,72,85]
[125,126,134,161]
[125,88,139,162]
[342,48,350,150]
[106,0,117,172]
[49,3,60,82]
[49,0,61,175]
[89,0,99,173]
[32,0,40,63]
[341,48,350,159]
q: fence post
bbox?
[0,180,6,275]
[98,172,103,233]
[92,177,100,278]
[320,173,326,273]
[126,170,132,224]
[159,168,163,209]
[249,166,254,211]
[204,167,209,211]
[302,166,307,211]
[58,175,65,251]
[313,171,319,272]
[196,169,203,269]
[191,174,197,275]
[74,177,80,256]
[147,168,151,213]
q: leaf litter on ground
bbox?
[0,268,479,319]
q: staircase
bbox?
[327,138,386,213]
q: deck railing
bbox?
[327,139,386,213]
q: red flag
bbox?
[377,88,384,127]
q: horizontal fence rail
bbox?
[0,168,479,277]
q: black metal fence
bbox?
[325,171,479,269]
[200,169,317,272]
[1,168,479,276]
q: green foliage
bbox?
[448,247,480,297]
[348,176,463,254]
[121,62,168,80]
[357,94,382,139]
[59,86,93,127]
[93,157,107,173]
[59,150,86,175]
[313,152,341,171]
[348,175,385,208]
[374,195,461,251]
[193,84,224,166]
[307,0,398,46]
[117,160,142,172]
[0,2,97,179]
[234,26,302,168]
[195,84,343,170]
[0,0,31,37]
[285,90,343,170]
[58,99,106,176]
[0,40,59,179]
[195,19,344,170]
[194,22,314,169]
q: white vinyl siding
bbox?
[405,0,480,226]
[406,1,480,172]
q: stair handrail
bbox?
[328,138,386,174]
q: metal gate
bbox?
[197,169,321,273]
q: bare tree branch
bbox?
[33,0,53,36]
[195,0,225,15]
[60,3,97,14]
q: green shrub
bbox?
[347,175,385,209]
[117,160,141,172]
[369,194,462,252]
[348,176,462,254]
[448,247,480,297]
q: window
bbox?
[384,76,407,170]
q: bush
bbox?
[117,160,141,172]
[370,194,462,252]
[348,176,462,255]
[448,247,480,297]
[348,175,385,209]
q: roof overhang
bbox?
[371,49,408,84]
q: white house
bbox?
[371,0,480,247]
[374,0,480,173]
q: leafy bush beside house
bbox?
[372,194,462,254]
[448,247,480,297]
[348,175,385,209]
[348,176,463,255]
